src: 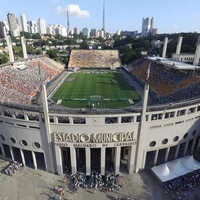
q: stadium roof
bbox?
[148,56,200,70]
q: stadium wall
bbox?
[0,92,200,175]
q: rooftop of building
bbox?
[148,56,200,70]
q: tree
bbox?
[79,40,88,49]
[20,31,31,39]
[32,33,41,39]
[0,53,8,64]
[47,49,58,59]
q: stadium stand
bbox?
[127,58,200,104]
[68,50,121,69]
[0,57,65,104]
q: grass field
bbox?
[52,71,141,108]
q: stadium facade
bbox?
[0,85,200,175]
[0,46,200,176]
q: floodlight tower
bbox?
[67,10,70,37]
[102,0,105,36]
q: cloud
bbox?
[54,4,90,18]
[173,24,178,29]
[52,0,59,3]
[67,4,90,18]
[54,6,65,14]
[198,14,200,17]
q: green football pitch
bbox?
[52,71,141,108]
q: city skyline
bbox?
[0,0,200,34]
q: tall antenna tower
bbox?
[102,0,105,32]
[67,9,70,37]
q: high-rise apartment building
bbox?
[82,27,89,38]
[38,18,47,34]
[20,14,28,32]
[27,21,38,33]
[90,29,98,38]
[141,17,154,37]
[7,12,20,36]
[74,27,80,35]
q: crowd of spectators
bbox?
[3,161,23,176]
[68,50,121,68]
[164,169,200,200]
[0,57,64,105]
[70,170,121,194]
[127,58,200,104]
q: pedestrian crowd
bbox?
[70,170,123,194]
[163,169,200,199]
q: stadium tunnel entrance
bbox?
[61,147,71,174]
[0,144,46,170]
[76,148,86,173]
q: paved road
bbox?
[0,159,200,200]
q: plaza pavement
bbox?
[0,159,200,200]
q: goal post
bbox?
[90,95,102,101]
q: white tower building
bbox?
[38,18,47,34]
[20,14,28,32]
[141,17,154,37]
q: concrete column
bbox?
[6,36,14,62]
[174,110,178,117]
[21,37,28,59]
[70,147,76,174]
[174,144,180,159]
[191,138,197,154]
[127,145,136,174]
[101,147,106,175]
[164,147,170,162]
[114,146,121,174]
[0,143,5,157]
[118,116,122,124]
[43,153,47,171]
[162,37,168,58]
[86,148,91,175]
[54,146,63,175]
[141,150,147,169]
[32,151,37,170]
[9,146,14,161]
[42,84,55,173]
[193,36,200,66]
[153,150,159,165]
[20,149,26,166]
[197,137,200,150]
[69,117,73,124]
[183,141,189,156]
[54,117,58,123]
[176,36,183,55]
[24,114,29,121]
[134,82,150,172]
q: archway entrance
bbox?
[76,148,86,173]
[61,147,71,174]
[120,147,129,173]
[91,148,101,172]
[105,148,114,172]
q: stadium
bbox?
[1,38,200,187]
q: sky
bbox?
[1,0,200,34]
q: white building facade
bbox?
[0,84,200,175]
